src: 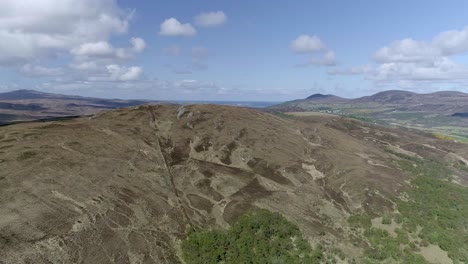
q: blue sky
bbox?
[1,0,468,101]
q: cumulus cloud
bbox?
[0,0,132,65]
[130,37,146,53]
[290,35,326,53]
[310,51,337,66]
[372,38,439,63]
[71,38,145,61]
[372,27,468,64]
[106,64,143,81]
[67,37,145,81]
[159,18,196,36]
[70,61,99,71]
[332,25,468,90]
[0,0,147,84]
[295,51,337,68]
[372,58,468,82]
[194,11,227,27]
[71,41,115,57]
[433,26,468,55]
[291,35,336,67]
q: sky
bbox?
[1,0,468,101]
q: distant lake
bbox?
[164,101,281,108]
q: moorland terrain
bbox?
[0,103,467,263]
[0,90,154,125]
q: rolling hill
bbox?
[0,90,155,125]
[269,90,468,142]
[0,104,467,263]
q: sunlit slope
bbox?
[0,104,467,263]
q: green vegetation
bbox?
[390,148,468,262]
[181,209,323,264]
[343,114,372,123]
[381,215,391,225]
[347,148,468,263]
[347,214,371,229]
[385,147,451,179]
[363,228,427,263]
[397,176,468,262]
[271,111,295,119]
[346,213,427,263]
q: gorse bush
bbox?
[181,209,323,264]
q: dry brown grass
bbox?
[0,104,466,263]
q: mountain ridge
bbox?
[302,90,468,104]
[0,89,156,124]
[269,89,468,128]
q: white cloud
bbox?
[0,0,132,65]
[373,26,468,63]
[372,58,468,82]
[71,41,115,57]
[70,61,99,71]
[20,64,63,77]
[310,51,337,66]
[194,11,227,27]
[0,0,147,84]
[71,38,145,60]
[291,35,336,67]
[370,26,468,84]
[433,26,468,55]
[290,35,326,53]
[295,51,337,68]
[130,37,146,53]
[106,64,143,81]
[372,38,439,63]
[159,18,196,37]
[331,25,468,90]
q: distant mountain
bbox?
[268,90,468,130]
[0,89,155,124]
[352,90,417,104]
[271,90,468,112]
[352,90,468,107]
[0,89,80,100]
[305,93,349,103]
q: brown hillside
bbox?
[0,104,467,263]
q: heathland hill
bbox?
[1,104,467,263]
[0,90,153,124]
